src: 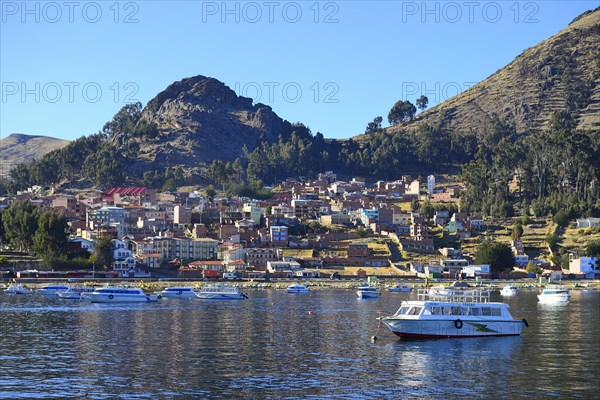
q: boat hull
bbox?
[537,295,570,304]
[381,318,526,338]
[87,293,150,303]
[287,289,309,294]
[4,287,33,295]
[159,291,197,299]
[58,292,84,300]
[38,287,69,296]
[195,292,246,300]
[357,291,380,298]
[388,287,411,293]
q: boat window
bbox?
[471,308,481,316]
[491,308,501,316]
[432,307,442,315]
[410,306,422,315]
[482,307,492,316]
[422,307,432,316]
[452,306,461,315]
[443,307,452,315]
[398,306,410,315]
[461,307,472,316]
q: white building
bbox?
[576,218,600,228]
[112,239,150,278]
[569,255,599,278]
[427,175,435,194]
[462,265,491,278]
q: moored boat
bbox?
[86,287,158,303]
[500,284,519,296]
[388,284,412,293]
[4,284,33,295]
[57,286,96,300]
[195,284,248,300]
[157,287,198,299]
[286,284,309,294]
[379,288,528,339]
[37,285,70,296]
[357,283,380,298]
[537,285,571,304]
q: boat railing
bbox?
[417,288,491,303]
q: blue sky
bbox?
[1,0,597,141]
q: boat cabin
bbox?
[395,302,509,318]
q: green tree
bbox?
[93,236,114,269]
[545,234,559,250]
[365,116,383,134]
[511,223,524,240]
[420,202,435,219]
[162,178,177,192]
[388,100,417,125]
[586,240,600,257]
[205,185,217,202]
[526,262,543,275]
[475,240,515,274]
[416,95,429,111]
[33,210,69,261]
[553,210,570,227]
[1,200,38,252]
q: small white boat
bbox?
[538,285,571,304]
[37,285,70,296]
[428,285,455,296]
[86,287,158,303]
[500,284,519,296]
[388,284,412,293]
[58,286,96,300]
[157,287,198,299]
[357,283,380,298]
[4,284,33,295]
[379,288,528,339]
[287,284,309,294]
[195,284,248,300]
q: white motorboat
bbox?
[4,284,33,295]
[286,284,309,294]
[537,285,571,304]
[428,285,455,296]
[388,284,412,293]
[500,284,519,296]
[195,284,248,300]
[357,283,380,298]
[57,286,96,300]
[157,287,198,299]
[86,287,158,303]
[379,288,528,339]
[37,285,70,296]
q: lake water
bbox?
[0,287,598,399]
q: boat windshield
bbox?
[396,306,422,315]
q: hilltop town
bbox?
[1,171,598,282]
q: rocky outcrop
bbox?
[113,75,292,168]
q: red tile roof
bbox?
[105,187,147,195]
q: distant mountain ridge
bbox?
[0,134,70,177]
[384,7,600,138]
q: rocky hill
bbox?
[110,75,294,168]
[0,134,69,177]
[385,7,600,138]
